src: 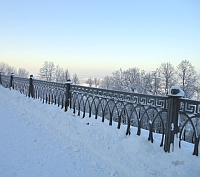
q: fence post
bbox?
[28,75,35,98]
[164,86,184,153]
[9,73,14,89]
[65,79,72,112]
[0,72,2,85]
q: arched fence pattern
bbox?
[0,73,199,156]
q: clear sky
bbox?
[0,0,200,78]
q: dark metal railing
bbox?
[0,73,199,156]
[70,84,168,145]
[179,98,200,155]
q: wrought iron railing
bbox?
[179,99,200,155]
[0,74,10,88]
[70,85,168,146]
[0,73,199,156]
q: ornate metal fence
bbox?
[179,99,200,155]
[0,73,11,88]
[0,73,199,156]
[70,85,168,146]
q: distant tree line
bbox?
[86,60,200,100]
[110,60,199,99]
[1,60,200,100]
[0,62,29,78]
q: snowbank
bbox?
[0,86,199,177]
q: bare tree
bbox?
[123,68,141,92]
[0,62,7,74]
[111,68,125,91]
[63,69,70,82]
[6,66,17,75]
[177,60,197,98]
[101,76,112,89]
[72,73,80,85]
[148,69,161,95]
[17,68,29,78]
[54,65,64,83]
[0,62,17,75]
[194,74,200,100]
[54,66,71,83]
[39,61,55,81]
[159,62,176,95]
[141,71,153,95]
[93,78,100,88]
[86,77,93,87]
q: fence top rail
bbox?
[71,84,168,108]
[33,79,66,89]
[71,84,167,98]
[13,76,29,82]
[1,74,10,78]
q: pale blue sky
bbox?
[0,0,200,78]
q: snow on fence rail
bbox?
[0,73,199,156]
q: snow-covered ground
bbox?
[0,85,199,177]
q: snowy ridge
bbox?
[0,85,199,177]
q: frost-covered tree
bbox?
[177,60,197,98]
[159,62,176,95]
[0,62,7,74]
[111,68,124,91]
[141,72,153,95]
[39,61,55,82]
[150,69,161,95]
[194,74,200,100]
[101,76,112,89]
[17,68,29,78]
[93,78,100,88]
[86,77,93,87]
[123,68,141,92]
[101,68,161,95]
[54,65,63,83]
[54,66,70,83]
[0,62,17,75]
[72,73,79,85]
[62,69,70,83]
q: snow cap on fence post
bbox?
[30,75,34,79]
[168,86,184,97]
[164,86,184,153]
[65,79,72,112]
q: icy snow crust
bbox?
[0,86,199,177]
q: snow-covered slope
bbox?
[0,86,199,177]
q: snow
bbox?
[168,86,184,97]
[0,85,199,177]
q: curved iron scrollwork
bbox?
[1,75,10,88]
[179,98,200,155]
[70,86,168,147]
[33,79,66,108]
[13,76,30,96]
